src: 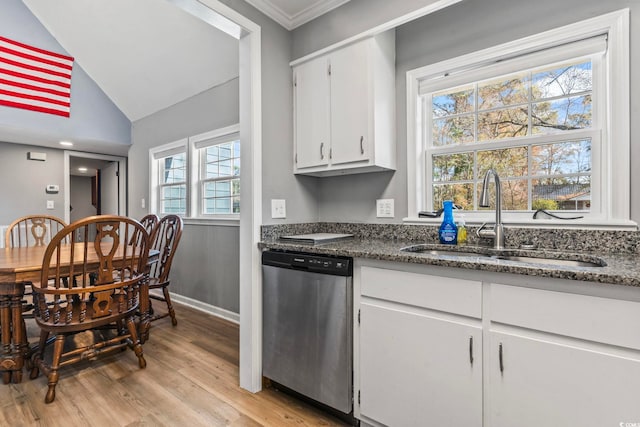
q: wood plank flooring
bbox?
[0,303,349,427]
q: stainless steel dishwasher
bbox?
[262,250,353,415]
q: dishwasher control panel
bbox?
[262,250,352,276]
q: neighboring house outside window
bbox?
[149,124,240,220]
[405,10,631,227]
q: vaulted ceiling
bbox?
[21,0,240,122]
[20,0,350,123]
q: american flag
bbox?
[0,36,74,117]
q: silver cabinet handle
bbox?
[469,336,474,366]
[499,343,504,374]
[360,136,364,154]
[320,142,324,160]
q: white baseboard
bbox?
[151,290,240,324]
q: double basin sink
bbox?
[400,244,607,268]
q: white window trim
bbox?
[190,123,241,220]
[405,9,632,229]
[149,138,189,217]
[148,124,241,224]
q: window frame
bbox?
[149,124,241,224]
[405,9,632,228]
[149,139,189,217]
[191,124,241,219]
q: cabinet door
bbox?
[488,331,640,427]
[294,56,330,169]
[359,301,482,427]
[330,40,370,165]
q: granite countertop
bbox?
[259,237,640,288]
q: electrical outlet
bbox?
[141,198,146,209]
[376,199,394,218]
[46,200,55,210]
[271,199,286,219]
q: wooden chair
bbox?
[140,214,159,235]
[130,214,159,247]
[5,216,68,317]
[30,215,149,403]
[5,215,67,248]
[0,282,30,384]
[148,215,183,326]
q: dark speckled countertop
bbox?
[259,223,640,288]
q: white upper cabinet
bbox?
[293,55,330,169]
[292,31,396,176]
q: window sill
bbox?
[182,217,240,227]
[403,216,638,231]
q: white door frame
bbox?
[63,150,127,224]
[172,0,263,392]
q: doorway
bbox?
[64,151,127,225]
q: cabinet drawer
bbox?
[361,266,481,318]
[490,283,640,350]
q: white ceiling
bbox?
[21,0,239,122]
[245,0,352,30]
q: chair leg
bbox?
[30,330,50,379]
[44,335,65,404]
[126,317,146,369]
[162,287,177,326]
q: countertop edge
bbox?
[258,240,640,288]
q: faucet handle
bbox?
[477,222,496,239]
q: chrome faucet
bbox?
[477,169,505,249]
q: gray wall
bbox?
[129,78,241,313]
[129,78,240,216]
[297,0,640,224]
[0,142,66,224]
[0,0,131,153]
[218,0,319,226]
[170,225,240,313]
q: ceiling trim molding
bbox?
[245,0,351,30]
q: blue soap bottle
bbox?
[439,200,458,244]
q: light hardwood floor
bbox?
[0,303,349,427]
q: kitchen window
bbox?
[406,10,631,227]
[149,124,240,221]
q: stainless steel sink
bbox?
[491,255,605,268]
[417,249,489,258]
[399,244,606,268]
[400,245,488,258]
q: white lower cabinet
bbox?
[486,283,640,427]
[360,303,482,427]
[487,330,640,427]
[355,261,640,427]
[356,263,483,427]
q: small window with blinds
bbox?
[149,124,240,219]
[194,128,241,216]
[151,143,188,216]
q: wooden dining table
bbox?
[0,243,159,342]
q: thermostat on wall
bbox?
[46,184,59,193]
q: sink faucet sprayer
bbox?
[477,169,505,249]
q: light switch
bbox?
[46,200,55,209]
[376,199,394,218]
[271,199,286,219]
